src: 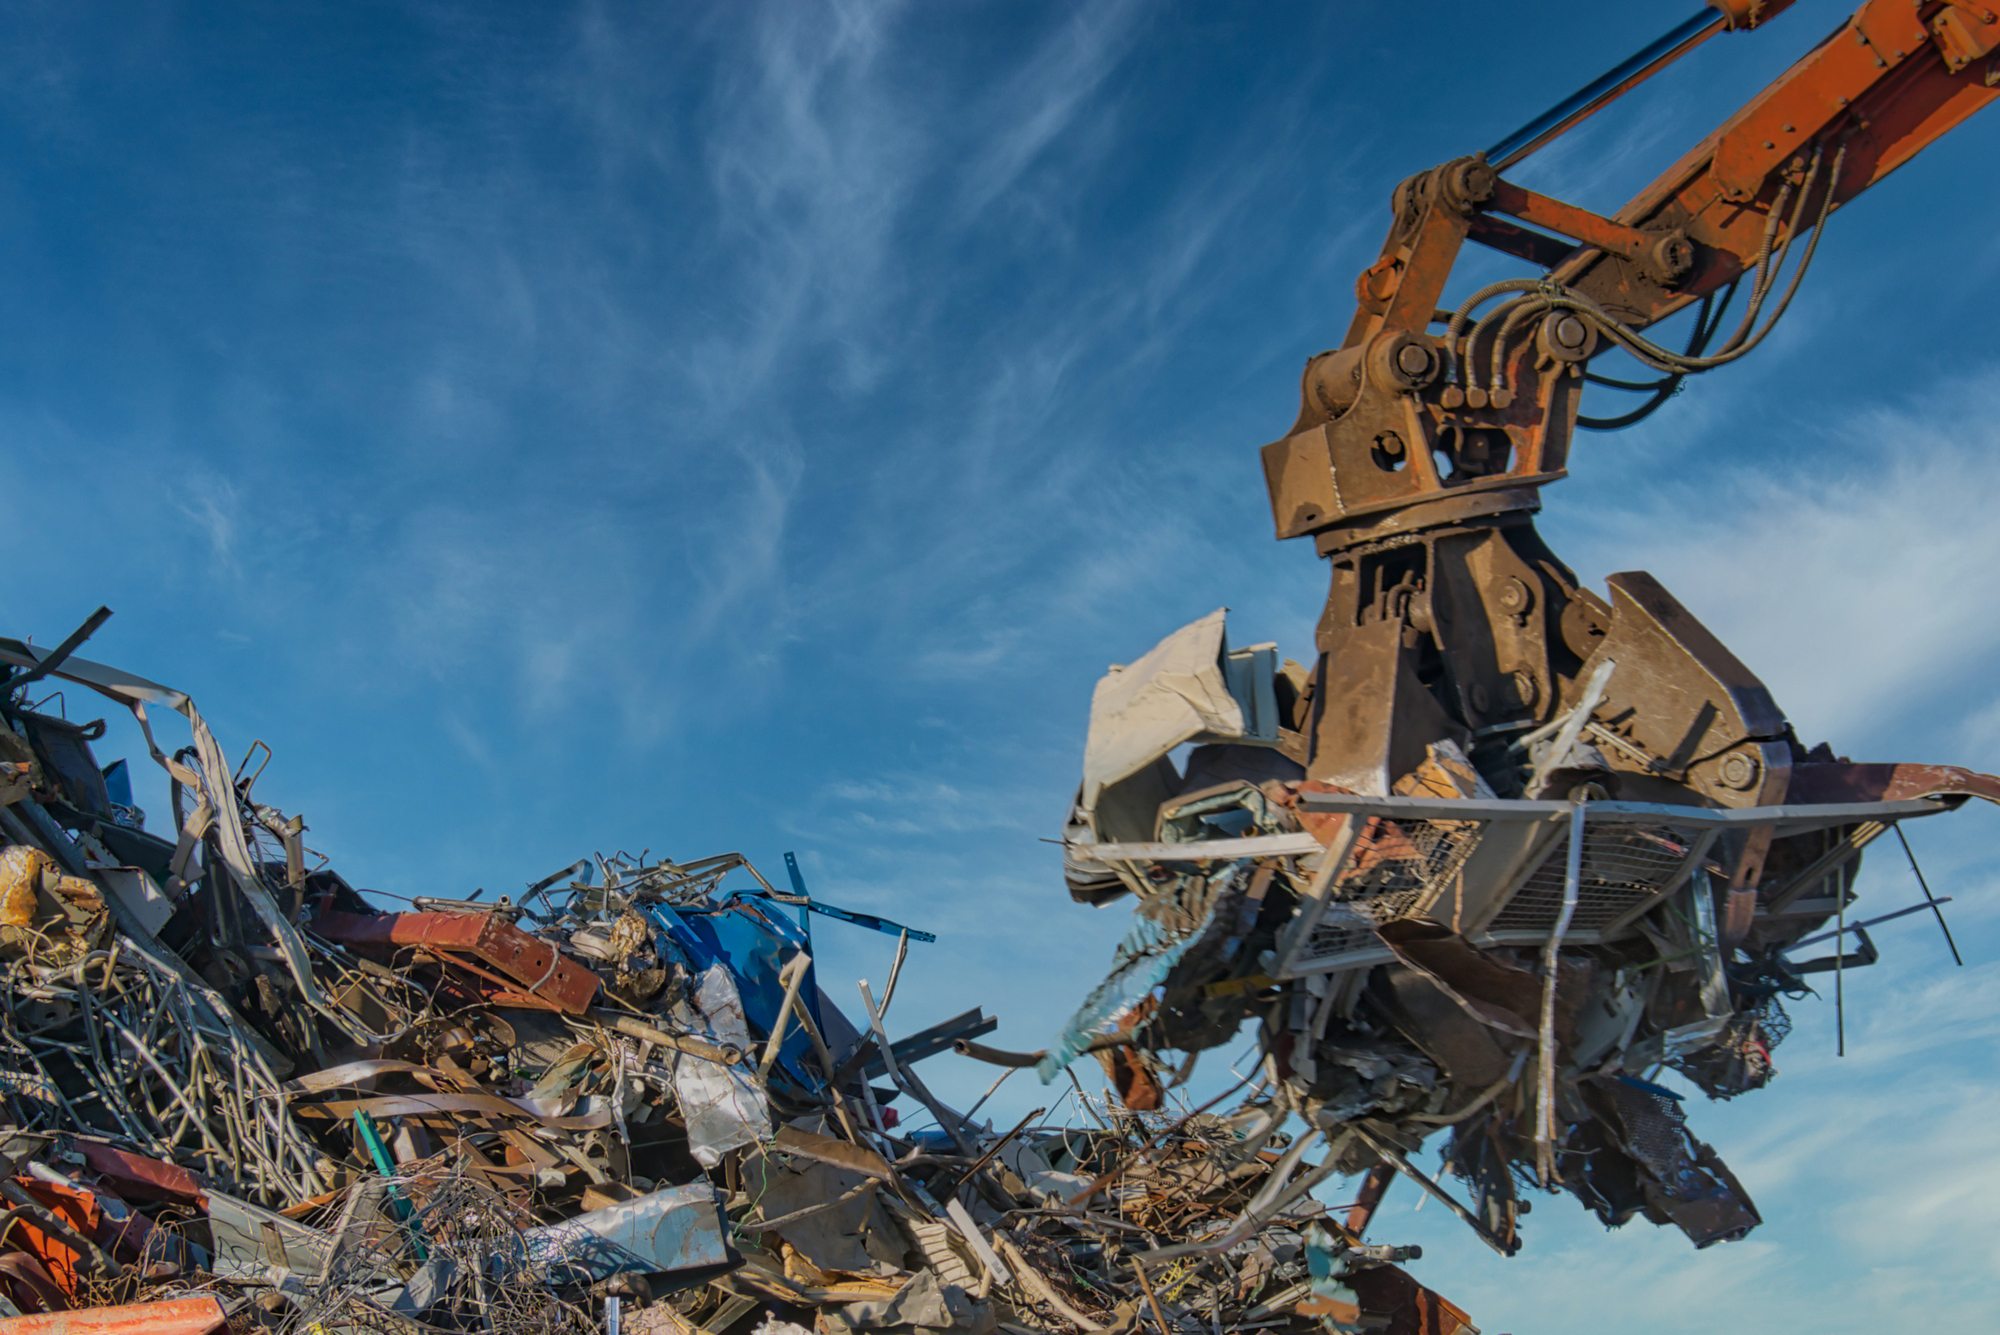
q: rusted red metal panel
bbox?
[1788,762,2000,806]
[71,1146,203,1210]
[316,910,600,1014]
[0,1296,226,1335]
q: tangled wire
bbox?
[0,940,321,1205]
[282,1158,598,1335]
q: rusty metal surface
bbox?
[67,1145,204,1210]
[1787,761,2000,806]
[1276,0,1999,559]
[315,908,602,1014]
[1251,0,1998,825]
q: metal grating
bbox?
[1273,793,1953,979]
[1611,1080,1693,1184]
[1295,896,1423,969]
[1486,823,1693,938]
[1344,816,1483,898]
[1290,816,1482,970]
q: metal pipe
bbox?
[1836,846,1848,1055]
[1536,801,1588,1185]
[879,929,912,1018]
[590,1009,742,1065]
[6,606,113,690]
[962,1065,1018,1123]
[1528,658,1616,794]
[1896,826,1964,966]
[1787,897,1955,951]
[952,1035,1135,1068]
[779,983,876,1155]
[1130,1255,1176,1335]
[1485,9,1724,171]
[863,977,979,1157]
[756,952,811,1085]
[1350,1127,1515,1257]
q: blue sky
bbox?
[5,2,2000,1329]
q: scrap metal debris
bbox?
[0,618,1459,1335]
[7,9,1997,1334]
[1053,606,1998,1261]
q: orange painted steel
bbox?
[1274,0,2000,556]
[0,1297,226,1335]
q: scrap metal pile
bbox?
[0,621,1466,1335]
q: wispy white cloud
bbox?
[174,476,241,567]
[218,0,1327,755]
[954,0,1152,218]
[813,772,1042,839]
[1557,368,2000,754]
[689,0,925,402]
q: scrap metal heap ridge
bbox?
[0,622,1451,1335]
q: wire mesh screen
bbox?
[1610,1079,1693,1182]
[1289,815,1483,971]
[1486,822,1697,941]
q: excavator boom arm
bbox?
[1555,0,2000,328]
[1271,0,1998,551]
